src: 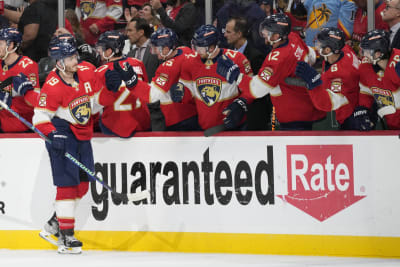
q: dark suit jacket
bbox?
[127,45,161,81]
[391,29,400,50]
[242,41,272,130]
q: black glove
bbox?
[170,82,184,103]
[105,69,122,92]
[216,55,240,84]
[295,61,322,90]
[223,97,248,129]
[13,73,34,96]
[113,61,138,89]
[48,131,68,157]
[345,106,375,131]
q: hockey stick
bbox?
[0,100,149,202]
[204,124,225,137]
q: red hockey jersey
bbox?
[308,51,360,124]
[95,57,150,137]
[0,56,39,132]
[381,49,400,129]
[134,46,197,127]
[358,60,384,109]
[33,64,103,140]
[179,48,253,130]
[239,39,326,123]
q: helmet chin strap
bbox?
[160,48,173,61]
[319,48,333,61]
[56,59,66,75]
[206,45,219,59]
[268,36,281,46]
[102,51,114,62]
[1,45,17,60]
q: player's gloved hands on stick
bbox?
[223,97,248,130]
[13,73,34,96]
[295,61,322,90]
[217,55,240,84]
[113,61,138,89]
[170,82,184,103]
[105,69,122,92]
[48,131,68,157]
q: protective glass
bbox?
[191,40,207,54]
[149,44,163,55]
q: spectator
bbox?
[259,0,273,16]
[351,0,388,55]
[140,3,161,31]
[150,0,197,46]
[65,8,85,45]
[382,0,400,49]
[17,0,58,62]
[75,0,123,45]
[125,17,161,80]
[304,0,357,47]
[224,16,272,130]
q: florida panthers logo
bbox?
[196,77,222,106]
[80,0,96,20]
[69,96,91,125]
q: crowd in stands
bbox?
[0,0,399,134]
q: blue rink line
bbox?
[0,250,400,267]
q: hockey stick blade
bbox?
[204,124,225,137]
[285,77,308,87]
[39,231,59,247]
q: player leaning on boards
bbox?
[94,30,151,137]
[217,13,325,130]
[33,34,103,254]
[295,27,373,130]
[171,24,254,132]
[0,27,39,133]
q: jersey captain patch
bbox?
[69,95,91,125]
[196,77,222,107]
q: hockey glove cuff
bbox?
[114,61,138,89]
[217,55,240,84]
[13,73,34,96]
[105,69,122,92]
[170,82,184,103]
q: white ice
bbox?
[0,250,399,267]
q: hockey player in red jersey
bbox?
[0,28,39,133]
[217,14,325,130]
[358,29,391,128]
[76,0,123,45]
[295,27,372,130]
[171,24,253,131]
[133,28,199,131]
[33,34,103,254]
[94,30,150,137]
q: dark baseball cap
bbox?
[259,0,273,5]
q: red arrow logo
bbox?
[278,145,365,222]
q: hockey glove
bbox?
[48,131,68,157]
[105,69,122,92]
[295,61,322,90]
[13,73,34,96]
[346,106,375,131]
[216,55,240,84]
[113,61,138,89]
[223,97,248,130]
[0,90,11,108]
[147,100,166,131]
[170,82,184,103]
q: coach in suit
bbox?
[125,18,161,80]
[224,16,271,130]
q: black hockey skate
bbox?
[58,229,83,254]
[39,212,60,247]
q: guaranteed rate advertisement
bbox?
[0,134,399,238]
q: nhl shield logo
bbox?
[80,0,96,19]
[196,77,222,106]
[69,96,91,125]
